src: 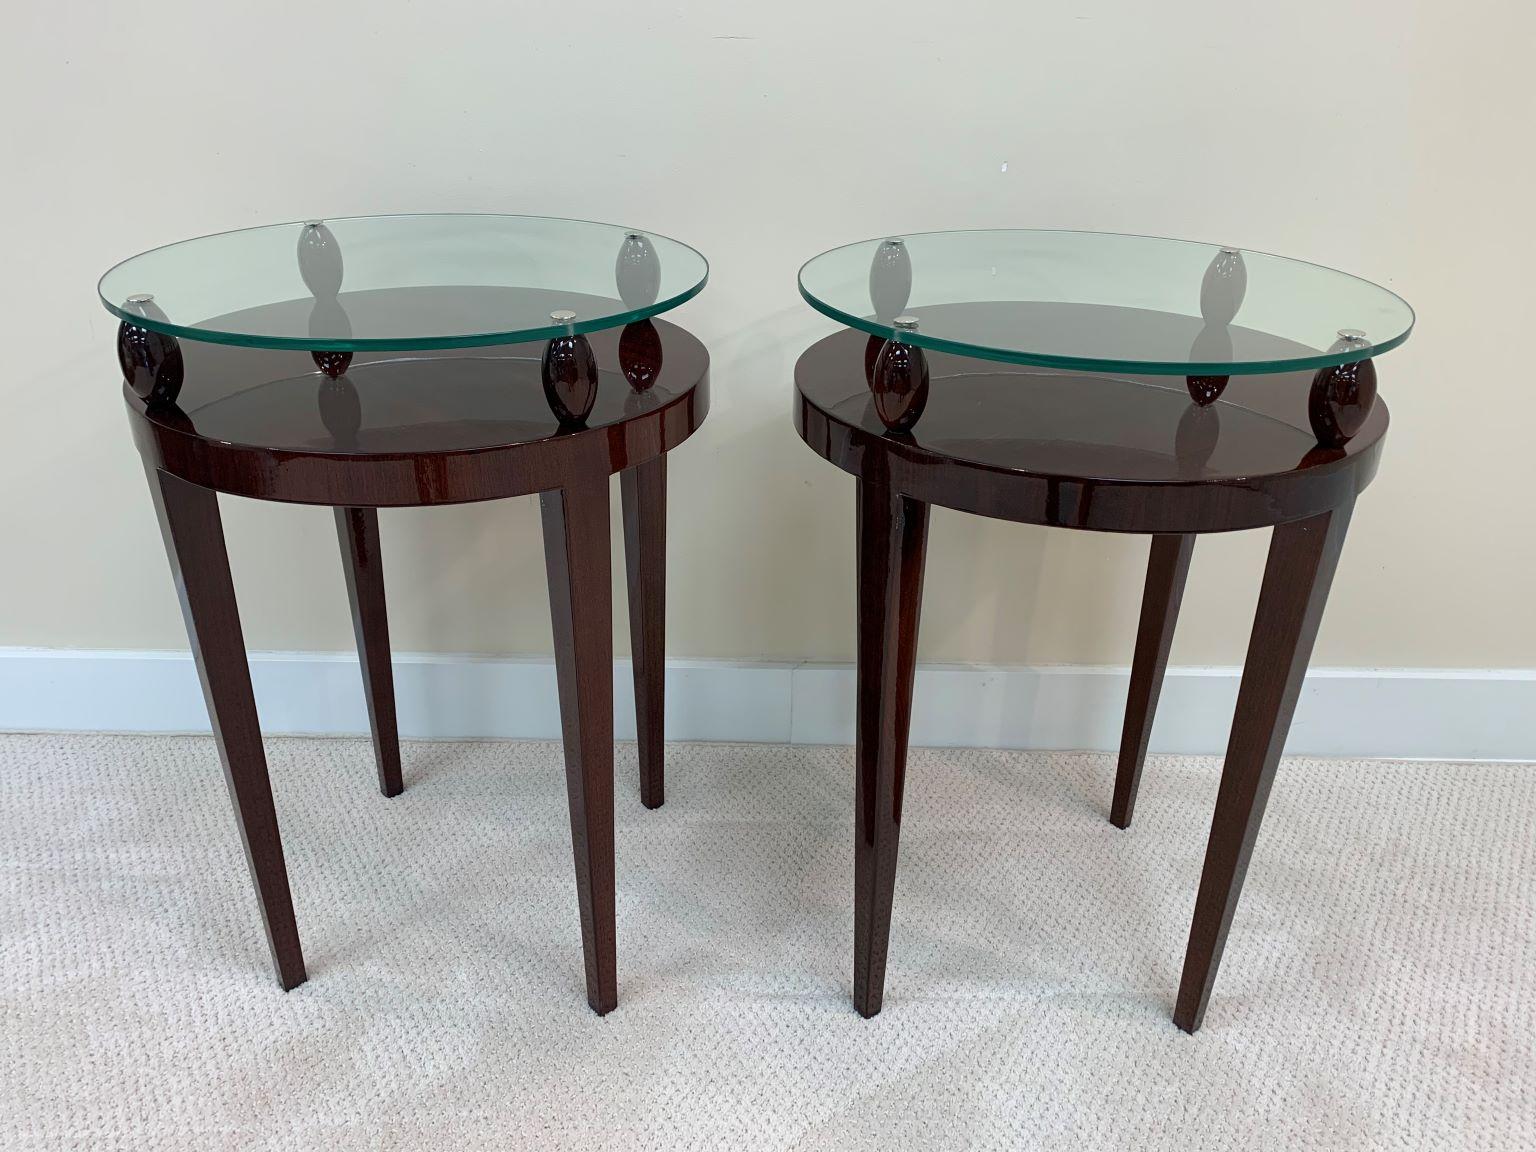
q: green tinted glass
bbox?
[799,230,1413,375]
[100,214,709,351]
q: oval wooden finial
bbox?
[870,316,929,433]
[619,319,663,391]
[1308,331,1377,447]
[1185,376,1228,406]
[541,310,599,425]
[312,351,354,378]
[117,295,184,406]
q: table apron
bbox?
[126,374,708,508]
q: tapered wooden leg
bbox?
[541,477,618,1015]
[335,507,403,798]
[145,467,306,990]
[1111,533,1196,828]
[620,456,666,809]
[1173,503,1354,1032]
[853,474,930,1018]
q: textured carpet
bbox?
[1,734,1531,1150]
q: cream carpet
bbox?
[2,733,1531,1150]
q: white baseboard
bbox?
[0,648,1531,761]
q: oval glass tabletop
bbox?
[99,214,708,351]
[798,229,1414,375]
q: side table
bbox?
[100,214,710,1013]
[795,229,1414,1031]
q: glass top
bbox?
[99,214,708,351]
[798,229,1414,375]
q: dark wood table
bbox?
[794,281,1397,1030]
[125,322,707,1012]
[798,331,1388,1026]
[105,214,709,1013]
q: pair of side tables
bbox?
[101,215,1412,1031]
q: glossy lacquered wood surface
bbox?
[795,327,1382,1032]
[127,319,708,506]
[146,466,306,989]
[541,477,620,1014]
[621,456,668,810]
[131,318,706,1008]
[1173,502,1354,1033]
[1112,534,1195,829]
[852,471,930,1018]
[335,507,404,798]
[795,327,1386,534]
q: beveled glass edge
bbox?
[797,228,1416,376]
[98,212,710,351]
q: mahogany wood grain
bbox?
[541,477,619,1015]
[335,507,404,798]
[1111,533,1196,829]
[145,466,306,990]
[852,471,930,1018]
[621,456,667,809]
[1173,502,1354,1033]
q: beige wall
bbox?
[4,0,1533,669]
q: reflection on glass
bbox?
[1184,249,1247,405]
[799,230,1413,376]
[1186,323,1234,406]
[100,215,710,349]
[309,297,354,378]
[297,222,344,297]
[541,309,598,426]
[299,222,352,376]
[615,233,661,310]
[870,315,929,433]
[1199,247,1247,326]
[868,238,912,322]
